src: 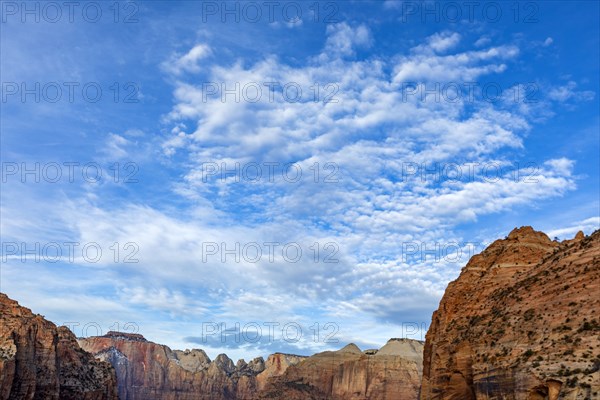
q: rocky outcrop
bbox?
[256,353,307,391]
[421,227,600,400]
[259,339,424,399]
[79,333,304,400]
[0,293,118,400]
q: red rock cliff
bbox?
[259,339,424,399]
[0,293,118,400]
[420,227,600,400]
[78,332,303,400]
[80,332,424,400]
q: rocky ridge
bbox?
[78,333,308,400]
[259,338,424,399]
[79,332,424,400]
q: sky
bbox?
[1,0,599,362]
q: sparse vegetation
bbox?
[523,349,534,359]
[523,309,536,321]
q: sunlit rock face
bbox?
[79,332,307,400]
[421,227,600,400]
[80,332,424,400]
[258,339,425,400]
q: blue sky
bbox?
[1,1,599,362]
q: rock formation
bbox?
[259,339,424,399]
[256,353,308,391]
[79,332,424,400]
[0,293,118,400]
[78,332,306,400]
[421,227,600,400]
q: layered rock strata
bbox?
[421,227,600,400]
[0,293,118,400]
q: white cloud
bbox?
[393,42,519,82]
[286,18,303,28]
[124,128,145,137]
[121,287,209,317]
[383,0,402,10]
[104,133,131,159]
[321,23,372,59]
[475,36,491,47]
[163,44,212,75]
[548,81,595,103]
[101,131,151,162]
[546,217,600,239]
[157,28,578,250]
[162,124,190,156]
[426,32,461,53]
[544,157,575,176]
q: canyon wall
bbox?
[259,339,424,399]
[80,333,424,400]
[0,293,118,400]
[79,332,306,400]
[421,227,600,400]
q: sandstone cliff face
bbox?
[421,227,600,400]
[80,332,424,400]
[259,339,424,400]
[79,332,304,400]
[256,353,308,391]
[0,293,118,400]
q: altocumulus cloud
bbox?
[1,22,596,359]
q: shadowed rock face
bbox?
[421,227,600,400]
[258,339,424,400]
[0,293,118,400]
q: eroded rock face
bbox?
[79,332,424,400]
[78,333,303,400]
[255,353,307,391]
[0,293,118,400]
[259,339,424,399]
[421,227,600,400]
